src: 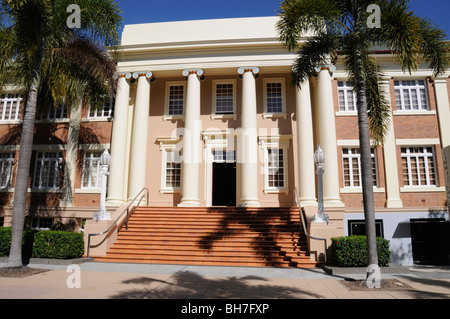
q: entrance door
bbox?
[212,162,236,206]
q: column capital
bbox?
[114,72,132,80]
[238,67,259,75]
[132,71,153,79]
[182,69,204,77]
[314,65,336,75]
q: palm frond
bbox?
[291,31,341,86]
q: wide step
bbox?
[92,207,318,268]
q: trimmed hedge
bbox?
[0,227,34,258]
[0,227,84,259]
[331,235,391,267]
[32,231,84,259]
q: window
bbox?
[0,94,21,121]
[213,149,236,163]
[164,149,181,189]
[337,81,356,112]
[394,80,429,111]
[0,152,14,189]
[266,148,286,189]
[32,151,63,189]
[342,148,378,187]
[42,103,67,120]
[89,98,115,118]
[401,146,436,186]
[82,151,103,188]
[31,217,53,230]
[214,82,235,114]
[264,80,284,114]
[167,84,185,116]
[348,219,384,238]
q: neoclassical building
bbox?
[0,17,449,266]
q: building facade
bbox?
[0,17,449,265]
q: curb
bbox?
[0,257,94,266]
[321,264,411,275]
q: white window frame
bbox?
[81,151,103,189]
[41,103,67,120]
[164,81,186,120]
[157,138,183,193]
[394,79,429,111]
[211,80,236,119]
[263,78,286,118]
[32,151,63,189]
[0,94,21,121]
[342,147,378,188]
[337,81,357,113]
[31,217,53,230]
[88,98,115,119]
[401,146,437,187]
[0,152,14,189]
[259,135,291,194]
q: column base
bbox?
[178,199,201,207]
[324,198,345,208]
[299,199,318,207]
[238,199,260,207]
[386,198,403,208]
[106,198,125,207]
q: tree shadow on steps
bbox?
[195,208,305,267]
[111,270,319,299]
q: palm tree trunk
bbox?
[7,86,38,268]
[353,48,379,275]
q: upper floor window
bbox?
[394,80,429,111]
[337,81,356,112]
[167,83,185,116]
[342,148,378,188]
[42,103,67,120]
[32,151,63,189]
[264,79,285,114]
[401,146,436,187]
[0,152,14,189]
[0,94,22,121]
[214,81,235,114]
[89,98,115,118]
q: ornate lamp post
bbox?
[313,145,329,223]
[94,149,111,221]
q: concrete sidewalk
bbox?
[0,260,449,300]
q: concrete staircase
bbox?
[93,207,318,268]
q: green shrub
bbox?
[0,227,35,258]
[32,230,84,259]
[331,235,391,267]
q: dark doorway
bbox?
[410,218,450,265]
[212,162,236,206]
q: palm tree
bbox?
[277,0,448,285]
[0,0,122,268]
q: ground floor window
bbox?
[0,152,14,189]
[348,219,384,238]
[31,217,53,230]
[164,149,181,190]
[32,151,63,189]
[82,151,103,188]
[401,146,436,187]
[342,148,378,188]
[266,148,286,190]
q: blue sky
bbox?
[115,0,450,38]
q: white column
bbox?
[434,76,450,148]
[107,73,131,205]
[128,72,152,200]
[296,79,317,207]
[380,77,402,208]
[238,67,260,207]
[314,66,343,207]
[179,69,202,207]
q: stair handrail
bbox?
[86,187,149,258]
[293,187,328,263]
